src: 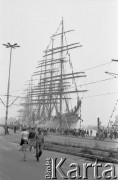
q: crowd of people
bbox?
[35,127,118,140]
[1,124,118,142]
[96,128,118,140]
[48,127,93,137]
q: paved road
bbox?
[0,134,118,180]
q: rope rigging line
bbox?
[46,20,62,50]
[63,29,84,118]
[62,63,71,111]
[83,91,118,99]
[80,61,113,72]
[69,76,118,89]
[63,31,81,99]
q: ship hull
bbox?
[37,113,79,129]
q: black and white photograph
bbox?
[0,0,118,179]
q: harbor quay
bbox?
[1,126,118,158]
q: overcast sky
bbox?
[0,0,118,126]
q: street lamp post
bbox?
[3,43,20,134]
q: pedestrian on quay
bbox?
[19,127,29,161]
[4,125,9,135]
[34,128,44,162]
[28,127,36,153]
[14,125,17,133]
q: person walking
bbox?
[14,125,17,133]
[34,128,44,162]
[28,127,36,153]
[20,127,29,161]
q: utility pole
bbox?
[3,43,20,134]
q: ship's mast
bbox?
[59,18,64,128]
[43,53,47,117]
[49,38,54,119]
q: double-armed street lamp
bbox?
[3,43,20,133]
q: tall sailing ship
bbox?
[20,19,87,129]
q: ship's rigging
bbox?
[20,18,87,129]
